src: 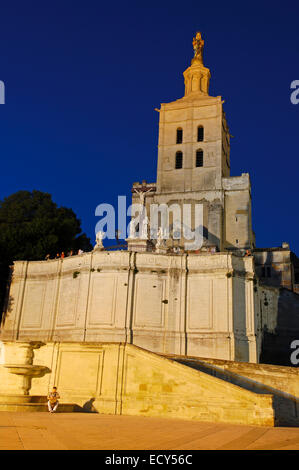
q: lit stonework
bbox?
[132,32,254,252]
[0,34,299,425]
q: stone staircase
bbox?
[165,354,299,427]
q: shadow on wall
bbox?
[256,251,283,289]
[82,397,97,413]
[260,289,299,367]
[265,251,282,287]
[1,293,14,328]
[202,225,219,249]
[166,223,221,251]
[232,257,250,363]
[0,264,11,325]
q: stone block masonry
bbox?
[1,250,264,363]
[0,341,275,426]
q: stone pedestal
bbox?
[155,246,168,255]
[126,238,154,253]
[4,364,50,395]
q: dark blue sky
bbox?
[0,0,298,252]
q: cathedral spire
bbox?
[183,31,211,96]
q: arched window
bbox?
[176,128,183,144]
[197,126,204,142]
[175,151,183,169]
[196,149,203,167]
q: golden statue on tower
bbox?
[192,31,204,65]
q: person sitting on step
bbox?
[47,386,60,413]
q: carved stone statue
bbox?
[192,31,204,64]
[133,188,154,206]
[140,216,148,240]
[94,231,104,250]
[156,227,166,250]
[128,219,136,239]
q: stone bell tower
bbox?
[156,31,230,195]
[132,32,254,251]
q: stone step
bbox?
[0,402,81,412]
[166,354,299,427]
[0,395,47,404]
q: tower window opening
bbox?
[196,150,203,167]
[176,128,183,144]
[175,151,183,169]
[197,126,204,142]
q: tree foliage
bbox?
[0,190,92,315]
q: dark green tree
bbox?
[0,190,92,316]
